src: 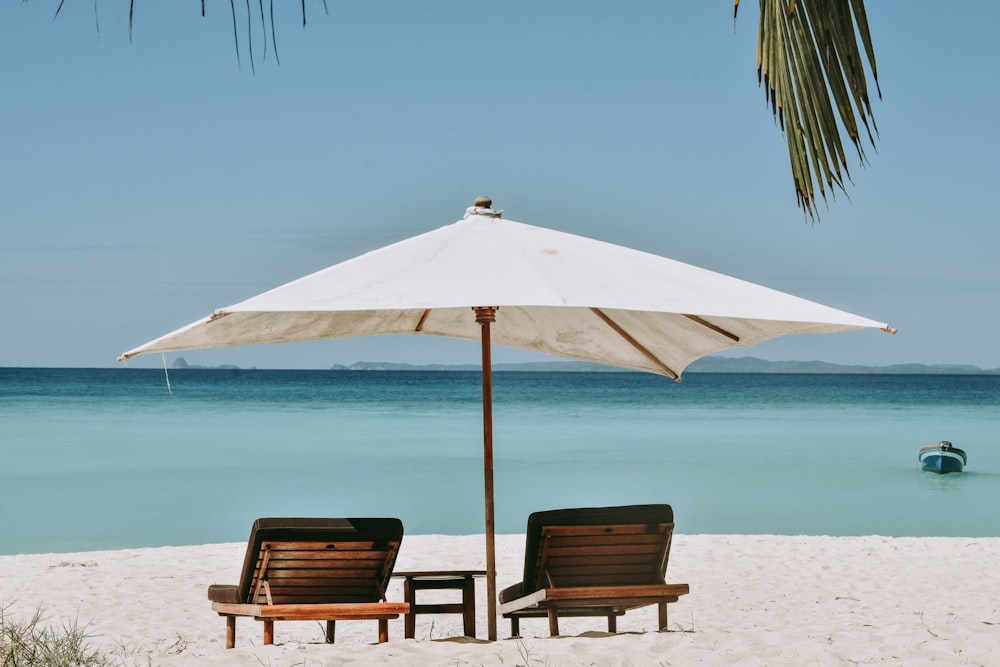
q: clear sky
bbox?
[2,1,997,370]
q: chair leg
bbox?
[225,616,236,649]
[658,603,668,631]
[510,617,520,638]
[547,609,560,637]
[607,614,617,633]
[263,619,274,645]
[378,618,389,643]
[325,620,336,644]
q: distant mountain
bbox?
[686,357,998,374]
[330,360,621,372]
[172,357,242,370]
[330,361,627,373]
[332,357,1000,374]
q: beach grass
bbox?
[0,604,152,667]
[1,604,108,666]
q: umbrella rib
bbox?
[589,308,680,380]
[414,309,432,332]
[684,314,740,342]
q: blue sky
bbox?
[2,1,997,370]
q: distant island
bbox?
[170,356,998,374]
[171,357,242,370]
[328,357,1000,375]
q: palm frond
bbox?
[743,0,881,219]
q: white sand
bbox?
[2,534,998,666]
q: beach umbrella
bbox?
[119,198,895,639]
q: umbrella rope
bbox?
[161,352,173,395]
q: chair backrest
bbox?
[237,517,403,605]
[521,505,674,593]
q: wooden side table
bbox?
[392,570,486,639]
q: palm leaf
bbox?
[740,0,880,219]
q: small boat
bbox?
[918,441,967,473]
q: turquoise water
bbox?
[1,368,998,554]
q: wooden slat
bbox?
[547,554,654,567]
[544,565,655,577]
[256,602,410,620]
[546,561,659,574]
[260,562,384,571]
[544,598,681,611]
[545,544,661,558]
[258,589,377,598]
[541,524,672,537]
[258,563,383,573]
[261,540,394,551]
[411,603,466,615]
[547,565,659,579]
[261,590,378,599]
[262,595,383,604]
[252,588,378,600]
[260,580,377,589]
[213,602,263,616]
[255,557,388,567]
[256,584,378,595]
[216,601,409,618]
[502,586,687,617]
[249,590,379,602]
[261,548,392,557]
[251,573,380,585]
[542,530,666,542]
[392,570,487,579]
[546,573,656,588]
[260,551,390,562]
[549,535,663,553]
[546,574,659,586]
[252,571,381,582]
[503,607,626,619]
[258,568,381,579]
[543,584,690,601]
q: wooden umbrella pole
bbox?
[475,306,498,641]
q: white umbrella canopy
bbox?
[119,201,895,640]
[119,208,892,378]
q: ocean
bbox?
[1,368,997,555]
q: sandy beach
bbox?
[2,533,998,666]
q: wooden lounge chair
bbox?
[207,517,409,647]
[498,504,690,637]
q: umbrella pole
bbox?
[476,306,498,641]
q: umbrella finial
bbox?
[465,196,504,219]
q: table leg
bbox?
[461,575,476,638]
[403,577,416,639]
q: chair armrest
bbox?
[207,584,240,604]
[498,588,549,615]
